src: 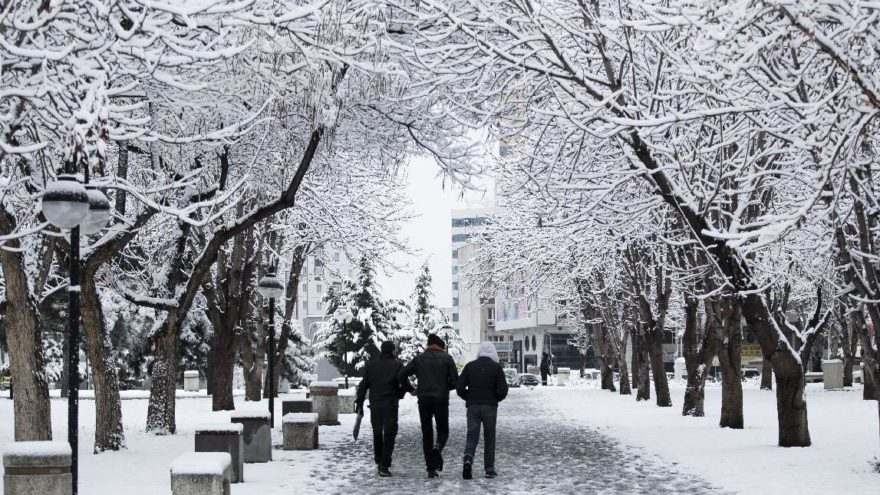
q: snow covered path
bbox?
[304,387,721,494]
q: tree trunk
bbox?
[211,324,237,411]
[866,363,877,401]
[0,217,51,441]
[617,356,631,395]
[80,274,125,452]
[716,297,744,429]
[761,358,773,390]
[682,296,706,416]
[645,327,671,407]
[146,318,179,434]
[635,331,651,402]
[240,323,264,402]
[595,325,616,392]
[775,373,810,447]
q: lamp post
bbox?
[257,267,285,427]
[41,166,110,495]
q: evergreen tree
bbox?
[313,256,396,376]
[397,263,466,362]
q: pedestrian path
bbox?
[298,388,722,494]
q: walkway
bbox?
[299,388,721,494]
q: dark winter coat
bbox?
[456,356,509,407]
[356,353,409,408]
[398,346,458,401]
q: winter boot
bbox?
[432,445,444,472]
[427,469,439,479]
[485,468,497,479]
[462,455,473,480]
[378,466,392,477]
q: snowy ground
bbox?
[0,383,877,494]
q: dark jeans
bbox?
[464,404,498,470]
[370,404,398,468]
[540,370,548,386]
[417,398,449,470]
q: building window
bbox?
[452,313,459,322]
[532,335,537,350]
[316,284,322,295]
[452,297,459,307]
[302,283,307,293]
[452,250,458,259]
[452,282,458,290]
[302,301,307,310]
[487,308,495,320]
[451,234,471,243]
[315,301,321,311]
[452,266,459,275]
[452,218,487,227]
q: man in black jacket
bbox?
[456,341,509,480]
[398,334,459,478]
[356,341,410,477]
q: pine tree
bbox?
[313,256,396,377]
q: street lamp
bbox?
[41,169,109,495]
[257,267,285,427]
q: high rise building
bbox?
[451,207,493,332]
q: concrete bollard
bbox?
[183,370,200,392]
[170,452,232,495]
[3,441,72,495]
[282,413,319,450]
[194,424,244,483]
[822,359,844,390]
[282,399,313,416]
[337,389,356,414]
[230,411,272,463]
[309,381,340,425]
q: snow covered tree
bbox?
[313,257,398,379]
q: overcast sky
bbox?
[376,155,493,308]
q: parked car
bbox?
[504,368,520,388]
[0,376,10,391]
[741,368,761,381]
[518,373,540,387]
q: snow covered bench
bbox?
[283,413,319,450]
[230,411,272,463]
[3,441,71,495]
[309,382,340,425]
[194,424,244,483]
[338,389,357,414]
[282,398,313,416]
[170,452,232,495]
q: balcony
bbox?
[492,342,512,352]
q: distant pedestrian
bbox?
[540,352,551,386]
[398,334,459,478]
[356,341,410,477]
[456,342,509,480]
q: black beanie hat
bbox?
[427,334,445,348]
[381,341,395,354]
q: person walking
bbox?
[456,342,509,480]
[540,352,551,386]
[398,333,458,478]
[356,341,410,477]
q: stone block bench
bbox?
[170,452,232,495]
[231,411,271,463]
[282,413,319,450]
[281,398,313,416]
[309,381,340,425]
[3,441,72,495]
[194,424,244,483]
[337,389,356,414]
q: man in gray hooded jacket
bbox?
[455,341,509,480]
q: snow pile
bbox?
[282,413,319,424]
[170,452,231,475]
[194,423,243,434]
[3,441,71,458]
[230,410,271,420]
